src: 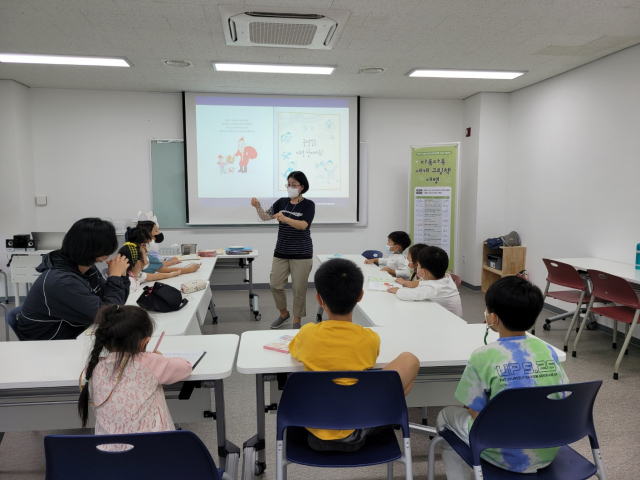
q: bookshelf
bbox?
[481,243,527,293]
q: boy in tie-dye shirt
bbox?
[437,276,569,479]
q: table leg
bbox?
[0,270,8,304]
[209,298,218,325]
[214,379,240,480]
[14,283,20,307]
[247,258,261,321]
[242,374,267,480]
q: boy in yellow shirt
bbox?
[289,258,420,452]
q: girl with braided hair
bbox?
[78,305,192,438]
[118,242,180,295]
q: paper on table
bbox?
[161,351,206,369]
[178,254,201,261]
[368,276,403,291]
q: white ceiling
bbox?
[1,0,640,99]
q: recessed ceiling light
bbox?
[164,60,191,67]
[407,69,525,80]
[213,62,335,75]
[0,53,131,67]
[359,67,385,74]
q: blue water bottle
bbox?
[636,243,640,270]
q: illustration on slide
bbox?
[282,161,295,179]
[215,154,236,175]
[235,136,258,173]
[278,112,342,190]
[280,131,292,143]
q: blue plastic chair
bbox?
[276,371,412,480]
[362,250,384,260]
[44,431,228,480]
[427,381,606,480]
[5,306,22,341]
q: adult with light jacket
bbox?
[251,171,315,329]
[16,218,131,340]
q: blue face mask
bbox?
[385,245,394,253]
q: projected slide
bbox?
[195,98,349,204]
[184,93,359,225]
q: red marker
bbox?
[153,331,165,353]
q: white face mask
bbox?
[147,240,158,252]
[287,187,300,198]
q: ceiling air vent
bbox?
[220,5,350,50]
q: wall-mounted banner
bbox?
[409,144,458,271]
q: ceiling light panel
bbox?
[213,62,335,75]
[408,69,525,79]
[0,53,131,67]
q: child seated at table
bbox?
[387,246,463,318]
[289,258,419,452]
[119,242,181,294]
[436,276,569,479]
[127,226,201,277]
[78,305,192,444]
[395,242,428,288]
[364,231,412,279]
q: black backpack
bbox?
[136,282,188,313]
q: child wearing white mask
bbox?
[387,246,463,318]
[364,231,412,279]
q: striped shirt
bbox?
[269,197,315,259]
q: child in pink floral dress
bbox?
[78,305,192,438]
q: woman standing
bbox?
[251,171,315,329]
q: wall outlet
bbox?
[462,254,466,264]
[35,195,47,206]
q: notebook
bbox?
[263,335,295,354]
[178,254,201,261]
[162,351,207,369]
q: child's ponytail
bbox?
[77,304,154,427]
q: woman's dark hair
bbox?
[78,305,155,427]
[61,218,118,267]
[408,243,428,263]
[417,246,449,279]
[127,227,153,244]
[485,276,544,332]
[314,258,364,315]
[388,231,412,251]
[119,243,144,273]
[288,171,309,194]
[135,220,156,233]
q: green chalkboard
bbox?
[150,140,187,228]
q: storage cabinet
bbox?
[481,243,527,293]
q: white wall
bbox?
[21,92,463,286]
[458,92,510,286]
[507,44,640,333]
[458,94,481,283]
[0,80,36,297]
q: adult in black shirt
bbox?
[251,171,315,329]
[17,218,130,340]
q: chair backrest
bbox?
[450,273,462,288]
[542,258,587,290]
[587,269,640,308]
[276,370,409,441]
[468,381,602,466]
[44,431,220,480]
[6,306,22,340]
[362,250,384,260]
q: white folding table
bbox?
[235,326,566,480]
[0,334,241,479]
[316,254,466,327]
